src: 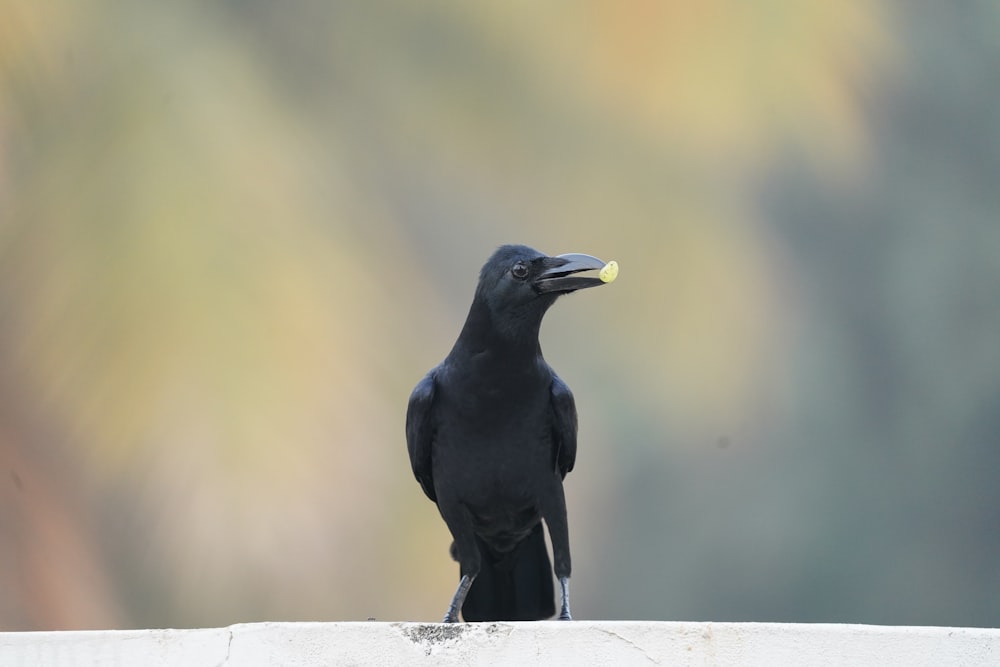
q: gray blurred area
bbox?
[1,1,997,629]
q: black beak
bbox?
[534,253,611,294]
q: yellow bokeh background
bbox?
[4,1,998,630]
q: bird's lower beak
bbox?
[534,253,613,294]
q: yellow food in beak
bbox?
[599,260,619,284]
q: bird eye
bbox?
[511,261,529,280]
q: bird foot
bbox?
[557,576,572,620]
[441,573,474,623]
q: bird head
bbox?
[470,244,615,341]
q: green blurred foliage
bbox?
[1,0,997,630]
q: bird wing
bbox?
[550,372,579,479]
[406,371,438,502]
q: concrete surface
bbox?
[1,621,997,666]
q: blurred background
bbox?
[2,0,999,630]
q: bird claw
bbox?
[557,576,572,621]
[441,574,473,623]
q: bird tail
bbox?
[454,523,556,621]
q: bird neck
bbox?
[454,298,545,362]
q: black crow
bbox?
[406,244,616,622]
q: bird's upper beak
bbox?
[533,253,615,294]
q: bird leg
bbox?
[558,576,572,620]
[442,574,475,623]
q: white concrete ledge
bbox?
[1,621,997,666]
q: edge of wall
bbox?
[2,621,998,666]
